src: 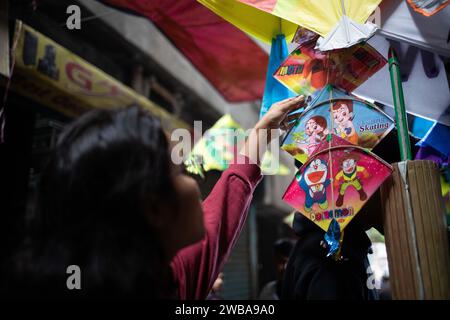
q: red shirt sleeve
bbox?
[170,161,262,300]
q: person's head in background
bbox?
[274,238,294,281]
[7,106,204,298]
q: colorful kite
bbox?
[185,114,290,175]
[281,85,395,163]
[274,42,387,98]
[260,34,296,119]
[198,0,381,49]
[197,0,298,43]
[283,135,392,256]
[407,0,450,16]
[292,27,320,45]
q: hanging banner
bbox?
[6,21,187,130]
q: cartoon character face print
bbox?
[305,159,328,186]
[333,103,353,128]
[335,153,368,206]
[332,100,359,145]
[299,158,331,212]
[304,116,328,143]
[342,158,357,175]
[305,119,322,137]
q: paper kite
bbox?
[282,135,392,255]
[281,85,395,163]
[260,34,296,119]
[185,114,290,176]
[197,0,298,43]
[274,42,387,98]
[199,0,381,49]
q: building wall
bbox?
[77,0,296,213]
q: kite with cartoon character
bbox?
[334,152,370,207]
[296,159,331,212]
[305,116,329,145]
[332,100,358,145]
[283,137,393,259]
[281,86,394,165]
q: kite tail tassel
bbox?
[324,218,344,260]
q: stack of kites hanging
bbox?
[199,0,395,258]
[281,85,395,163]
[283,135,392,256]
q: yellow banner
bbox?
[9,21,188,130]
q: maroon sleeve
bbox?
[170,161,262,300]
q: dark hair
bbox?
[4,106,177,298]
[309,116,327,130]
[332,100,354,113]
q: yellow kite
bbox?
[198,0,382,49]
[197,0,298,43]
[185,114,290,175]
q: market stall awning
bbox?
[99,0,269,103]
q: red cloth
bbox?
[100,0,268,102]
[170,162,262,299]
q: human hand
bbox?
[254,95,305,134]
[240,96,305,166]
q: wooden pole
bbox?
[381,160,450,299]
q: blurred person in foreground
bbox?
[259,238,294,300]
[1,95,305,299]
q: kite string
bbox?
[340,0,347,16]
[326,51,335,217]
[326,50,341,259]
[339,0,351,43]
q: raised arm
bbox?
[171,160,261,299]
[171,95,305,300]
